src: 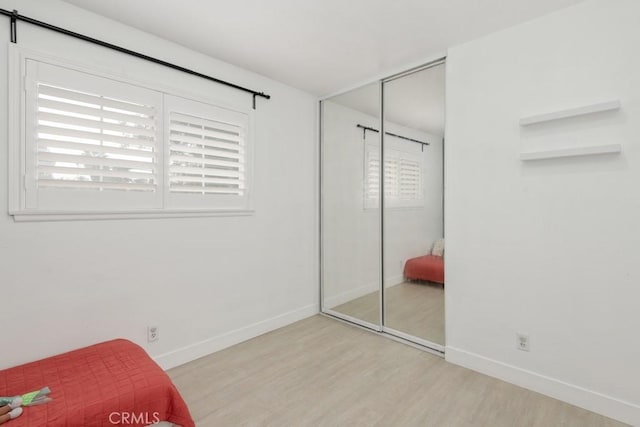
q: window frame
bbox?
[8,45,255,221]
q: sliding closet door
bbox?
[321,83,381,329]
[382,62,445,349]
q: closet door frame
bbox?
[319,91,383,333]
[319,56,446,353]
[380,57,446,354]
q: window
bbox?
[164,96,249,210]
[23,60,163,212]
[364,144,424,209]
[10,52,252,220]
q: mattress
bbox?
[0,339,194,427]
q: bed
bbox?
[0,339,194,427]
[404,254,444,284]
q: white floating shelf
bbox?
[520,100,621,126]
[520,144,622,161]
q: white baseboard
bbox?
[384,274,404,288]
[324,275,407,310]
[446,346,640,426]
[154,304,318,370]
[324,282,378,308]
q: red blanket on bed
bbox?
[0,339,194,427]
[404,254,445,284]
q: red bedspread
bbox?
[404,255,445,284]
[0,339,194,427]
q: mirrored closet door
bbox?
[382,62,445,350]
[321,82,381,330]
[321,59,445,352]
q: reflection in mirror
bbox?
[321,82,381,328]
[383,63,445,345]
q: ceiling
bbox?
[63,0,583,96]
[331,64,445,135]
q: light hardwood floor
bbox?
[332,281,445,344]
[168,315,626,427]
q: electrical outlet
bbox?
[148,326,159,343]
[516,333,530,352]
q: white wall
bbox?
[445,0,640,424]
[0,0,318,370]
[323,100,443,308]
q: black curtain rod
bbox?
[0,9,271,109]
[356,124,430,149]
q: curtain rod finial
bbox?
[10,9,18,44]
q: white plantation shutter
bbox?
[399,158,422,201]
[164,95,250,210]
[384,157,400,199]
[168,112,245,195]
[364,144,424,208]
[15,58,253,218]
[367,153,400,198]
[36,84,157,192]
[24,60,162,211]
[365,145,380,203]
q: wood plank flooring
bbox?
[332,281,445,344]
[168,315,626,427]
